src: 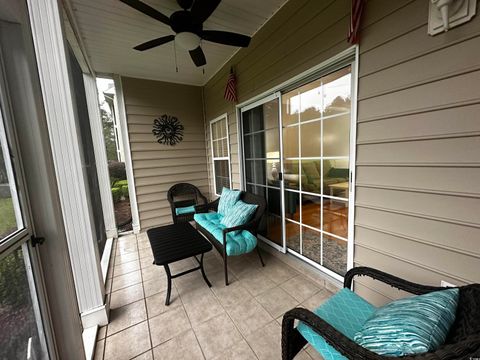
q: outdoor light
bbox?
[428,0,476,35]
[175,32,201,51]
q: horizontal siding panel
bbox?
[135,172,209,188]
[137,185,209,205]
[356,227,480,282]
[125,105,204,117]
[141,215,172,230]
[131,142,206,152]
[133,157,207,169]
[356,166,480,196]
[359,35,480,100]
[129,124,204,136]
[134,164,207,179]
[138,201,170,213]
[356,136,480,165]
[357,103,480,139]
[139,207,171,221]
[358,70,480,121]
[355,207,480,255]
[132,149,208,160]
[136,179,209,197]
[353,281,399,307]
[129,133,204,143]
[355,187,480,226]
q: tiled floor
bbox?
[94,232,335,360]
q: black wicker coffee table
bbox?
[146,223,213,305]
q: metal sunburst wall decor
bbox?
[152,114,184,146]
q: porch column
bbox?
[83,74,118,239]
[27,0,108,327]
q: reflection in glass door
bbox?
[281,66,352,277]
[241,96,284,249]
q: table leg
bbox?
[164,264,172,306]
[199,253,212,288]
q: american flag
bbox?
[348,0,366,44]
[224,67,237,103]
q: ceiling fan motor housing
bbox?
[170,11,203,34]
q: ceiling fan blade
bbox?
[201,30,251,47]
[120,0,170,26]
[190,0,221,23]
[133,35,175,51]
[189,46,206,67]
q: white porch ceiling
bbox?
[69,0,288,85]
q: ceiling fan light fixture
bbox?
[175,32,201,50]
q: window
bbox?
[210,115,231,195]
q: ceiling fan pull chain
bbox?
[174,41,179,73]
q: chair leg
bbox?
[223,249,229,286]
[256,247,265,267]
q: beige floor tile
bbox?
[141,264,166,282]
[139,247,153,259]
[152,329,204,360]
[297,349,316,359]
[211,339,257,360]
[238,269,277,297]
[260,259,298,284]
[110,283,144,309]
[305,345,324,360]
[111,270,142,292]
[137,240,151,250]
[145,288,180,318]
[115,252,139,265]
[226,297,273,337]
[256,286,299,318]
[193,313,243,359]
[97,326,107,340]
[245,321,282,360]
[132,350,153,360]
[280,275,321,303]
[169,257,196,273]
[113,259,140,277]
[104,321,151,360]
[173,271,207,294]
[93,339,104,360]
[149,306,191,347]
[107,300,147,336]
[228,257,263,279]
[116,243,138,256]
[140,256,155,268]
[183,289,224,326]
[301,289,333,312]
[143,277,168,298]
[212,281,252,309]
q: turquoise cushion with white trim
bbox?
[297,288,376,360]
[175,205,196,215]
[220,200,257,231]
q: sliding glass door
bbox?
[281,66,352,277]
[240,63,355,279]
[241,95,285,250]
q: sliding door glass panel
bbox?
[285,220,300,252]
[214,160,230,192]
[301,195,321,229]
[300,121,321,157]
[323,114,350,157]
[301,160,321,194]
[323,159,349,198]
[242,97,282,246]
[302,226,321,263]
[281,65,352,277]
[284,190,300,222]
[323,235,347,276]
[0,144,22,240]
[323,199,348,239]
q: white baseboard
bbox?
[81,303,109,328]
[132,222,141,234]
[82,325,98,360]
[101,238,114,284]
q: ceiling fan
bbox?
[120,0,252,67]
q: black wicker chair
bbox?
[282,266,480,360]
[195,191,267,286]
[167,183,208,224]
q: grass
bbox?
[0,197,17,238]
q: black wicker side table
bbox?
[146,223,213,305]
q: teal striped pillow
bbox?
[354,288,459,357]
[217,188,241,216]
[220,200,258,231]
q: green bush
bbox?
[114,180,128,187]
[111,187,122,202]
[121,185,129,199]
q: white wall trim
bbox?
[209,113,232,195]
[27,0,105,317]
[83,74,118,239]
[113,75,140,233]
[80,303,109,328]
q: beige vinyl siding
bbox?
[122,77,208,230]
[203,0,480,304]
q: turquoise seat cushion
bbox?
[194,212,257,256]
[354,288,459,357]
[175,205,196,215]
[297,288,376,360]
[217,188,241,216]
[220,200,258,232]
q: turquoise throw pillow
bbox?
[217,188,241,216]
[175,205,196,215]
[354,288,459,357]
[220,200,258,231]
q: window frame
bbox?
[210,113,232,196]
